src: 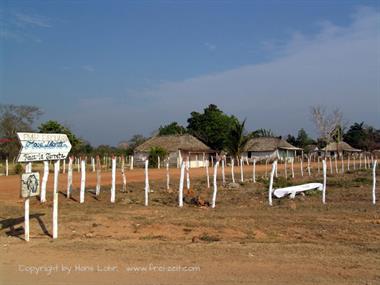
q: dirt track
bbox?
[0,164,379,285]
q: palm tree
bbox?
[226,119,251,160]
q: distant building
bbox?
[242,137,302,162]
[134,134,213,168]
[321,141,361,157]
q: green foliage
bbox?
[226,119,251,158]
[343,122,380,151]
[148,147,168,167]
[187,104,237,151]
[158,122,186,136]
[286,134,297,146]
[38,120,83,155]
[251,128,276,138]
[0,104,42,159]
[14,163,23,175]
[295,128,315,148]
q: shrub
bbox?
[14,163,23,174]
[148,147,168,168]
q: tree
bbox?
[286,134,297,146]
[158,122,186,136]
[310,105,343,146]
[187,104,237,151]
[251,128,276,138]
[295,128,315,148]
[0,104,43,159]
[344,122,380,151]
[38,120,83,155]
[226,119,251,159]
[128,134,147,152]
[148,146,168,167]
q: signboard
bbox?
[21,172,40,198]
[17,132,72,162]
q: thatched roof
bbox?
[244,137,301,152]
[322,141,361,152]
[135,134,211,153]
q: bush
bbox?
[14,163,23,174]
[148,147,168,168]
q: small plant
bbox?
[148,147,168,168]
[14,163,23,174]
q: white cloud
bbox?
[68,7,380,145]
[204,42,216,51]
[82,65,95,72]
[14,13,51,28]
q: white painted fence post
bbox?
[179,161,185,207]
[300,152,304,177]
[92,157,95,172]
[347,155,350,171]
[77,158,80,173]
[5,158,8,176]
[329,156,333,175]
[317,157,320,174]
[40,161,49,203]
[253,159,256,183]
[96,156,101,196]
[211,161,220,208]
[166,160,170,190]
[373,160,377,205]
[144,160,149,206]
[268,160,277,206]
[186,157,190,190]
[130,156,134,170]
[121,156,126,193]
[284,156,288,179]
[291,158,294,178]
[211,156,214,167]
[52,160,60,239]
[111,156,116,203]
[240,158,244,182]
[80,158,86,203]
[322,159,327,204]
[231,158,235,183]
[67,157,73,199]
[334,155,338,174]
[307,157,311,176]
[24,162,32,242]
[353,155,356,170]
[158,156,160,169]
[206,160,210,188]
[341,155,344,174]
[221,157,226,186]
[359,154,362,169]
[364,156,367,169]
[63,159,66,174]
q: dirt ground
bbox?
[0,163,379,285]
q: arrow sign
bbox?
[17,132,72,162]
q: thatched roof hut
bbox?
[244,137,301,152]
[321,141,361,153]
[135,134,211,153]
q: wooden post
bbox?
[186,157,190,190]
[300,151,304,177]
[206,160,210,188]
[373,160,377,205]
[179,161,185,207]
[67,157,73,199]
[40,161,49,203]
[5,158,8,176]
[24,162,32,242]
[80,158,86,203]
[285,150,288,179]
[240,158,244,182]
[211,161,220,208]
[166,160,170,190]
[121,156,126,193]
[221,158,226,186]
[291,158,294,178]
[144,160,149,206]
[322,159,327,204]
[231,158,235,183]
[52,160,60,239]
[111,156,116,203]
[96,156,101,196]
[253,159,256,183]
[130,156,134,170]
[268,160,277,206]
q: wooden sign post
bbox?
[17,132,71,241]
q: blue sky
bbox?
[1,0,379,145]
